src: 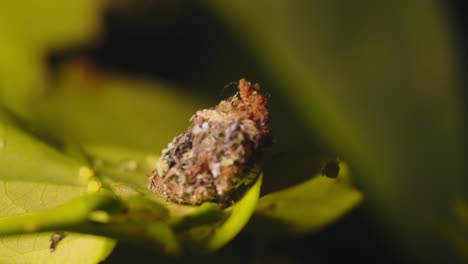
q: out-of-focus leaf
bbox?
[32,66,204,152]
[454,200,468,227]
[0,0,103,117]
[208,0,467,261]
[249,161,362,239]
[0,112,84,185]
[0,1,101,48]
[439,200,468,260]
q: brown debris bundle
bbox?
[148,79,270,205]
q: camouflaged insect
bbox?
[148,79,270,205]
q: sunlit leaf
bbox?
[204,175,262,252]
[0,114,117,263]
[249,161,362,239]
[0,182,115,264]
[0,233,115,264]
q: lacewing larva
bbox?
[148,79,270,205]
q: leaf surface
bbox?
[250,161,362,238]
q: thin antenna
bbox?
[220,81,238,97]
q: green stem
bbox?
[0,191,122,236]
[0,191,181,253]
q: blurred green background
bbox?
[0,0,467,263]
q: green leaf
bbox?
[170,175,262,254]
[0,1,101,48]
[0,0,102,118]
[439,200,468,260]
[249,160,362,239]
[0,233,115,264]
[204,174,262,252]
[0,113,83,185]
[0,182,116,264]
[0,115,117,263]
[208,0,467,260]
[32,68,205,152]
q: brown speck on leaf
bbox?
[49,232,66,253]
[148,79,270,205]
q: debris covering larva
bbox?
[148,79,271,205]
